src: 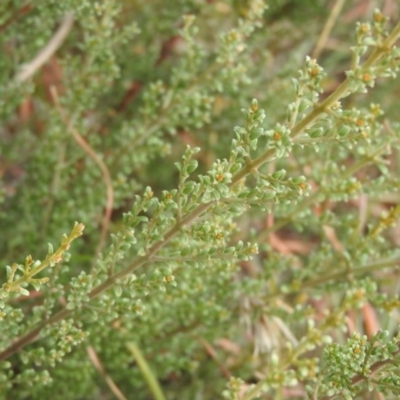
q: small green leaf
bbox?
[186,160,198,174]
[138,248,146,257]
[18,287,30,297]
[47,243,54,254]
[271,169,286,180]
[114,285,122,297]
[175,162,182,172]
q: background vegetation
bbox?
[1,0,400,399]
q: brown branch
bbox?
[195,335,232,379]
[14,13,74,83]
[86,346,128,400]
[50,86,114,264]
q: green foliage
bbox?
[2,1,400,399]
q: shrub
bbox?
[1,1,400,399]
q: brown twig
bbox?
[86,346,128,400]
[50,86,114,264]
[194,335,232,379]
[14,13,74,83]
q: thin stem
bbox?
[40,141,67,237]
[86,346,128,400]
[50,86,114,267]
[257,137,395,240]
[260,256,400,305]
[312,0,346,59]
[14,13,74,83]
[8,223,84,290]
[126,342,166,400]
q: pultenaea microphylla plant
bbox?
[1,1,400,399]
